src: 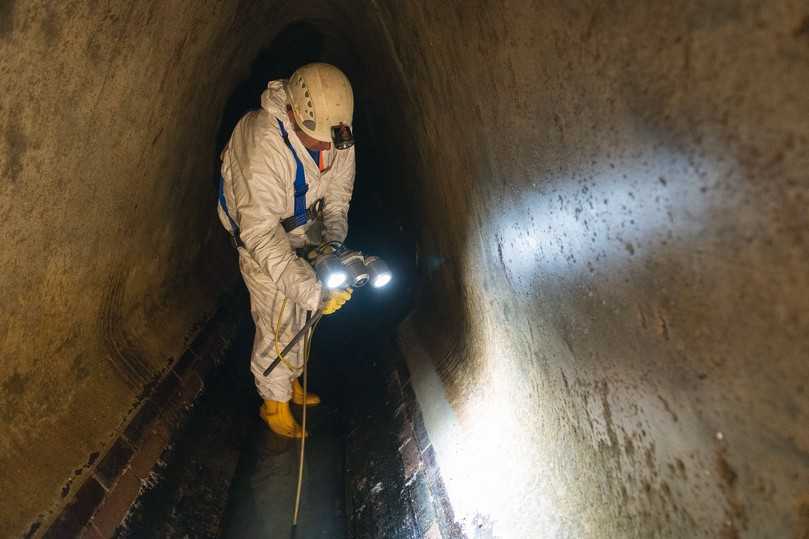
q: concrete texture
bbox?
[0,1,272,535]
[2,0,808,537]
[378,2,809,537]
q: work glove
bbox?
[322,288,352,315]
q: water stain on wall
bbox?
[0,1,15,39]
[3,113,27,183]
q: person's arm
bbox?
[230,142,322,311]
[321,146,356,244]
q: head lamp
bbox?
[311,245,391,291]
[314,253,348,289]
[331,123,354,150]
[365,257,392,288]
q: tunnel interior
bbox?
[102,20,421,538]
[1,1,809,538]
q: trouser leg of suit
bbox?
[238,249,308,402]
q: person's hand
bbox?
[322,288,352,315]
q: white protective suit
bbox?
[218,80,355,402]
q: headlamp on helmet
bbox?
[332,123,354,150]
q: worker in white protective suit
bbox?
[217,63,356,438]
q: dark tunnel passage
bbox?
[102,21,420,538]
[2,2,809,538]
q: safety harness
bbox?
[218,178,244,248]
[276,119,324,233]
[218,118,323,248]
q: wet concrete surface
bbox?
[116,320,449,539]
[114,312,437,539]
[117,316,346,539]
[112,317,255,538]
[222,402,347,539]
[344,334,464,539]
[115,310,350,539]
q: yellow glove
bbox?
[322,288,352,315]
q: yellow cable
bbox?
[292,315,321,527]
[292,318,311,526]
[269,288,327,526]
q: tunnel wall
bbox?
[0,1,284,535]
[371,1,809,537]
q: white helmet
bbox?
[286,63,354,144]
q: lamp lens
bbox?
[326,272,347,289]
[373,272,392,288]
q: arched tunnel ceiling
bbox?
[2,1,809,537]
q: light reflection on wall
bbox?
[403,319,560,537]
[491,147,724,291]
[421,143,734,535]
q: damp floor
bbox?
[221,401,347,539]
[115,323,349,539]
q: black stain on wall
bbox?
[1,370,29,397]
[796,15,809,40]
[22,520,41,539]
[0,0,15,39]
[3,114,27,182]
[40,5,60,47]
[0,371,31,422]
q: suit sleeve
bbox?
[321,146,356,243]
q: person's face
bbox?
[287,108,331,151]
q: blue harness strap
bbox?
[218,120,313,249]
[218,176,242,247]
[277,119,309,230]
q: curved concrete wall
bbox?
[0,1,277,535]
[386,2,809,537]
[1,1,808,537]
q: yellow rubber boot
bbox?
[259,400,306,438]
[292,378,321,406]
